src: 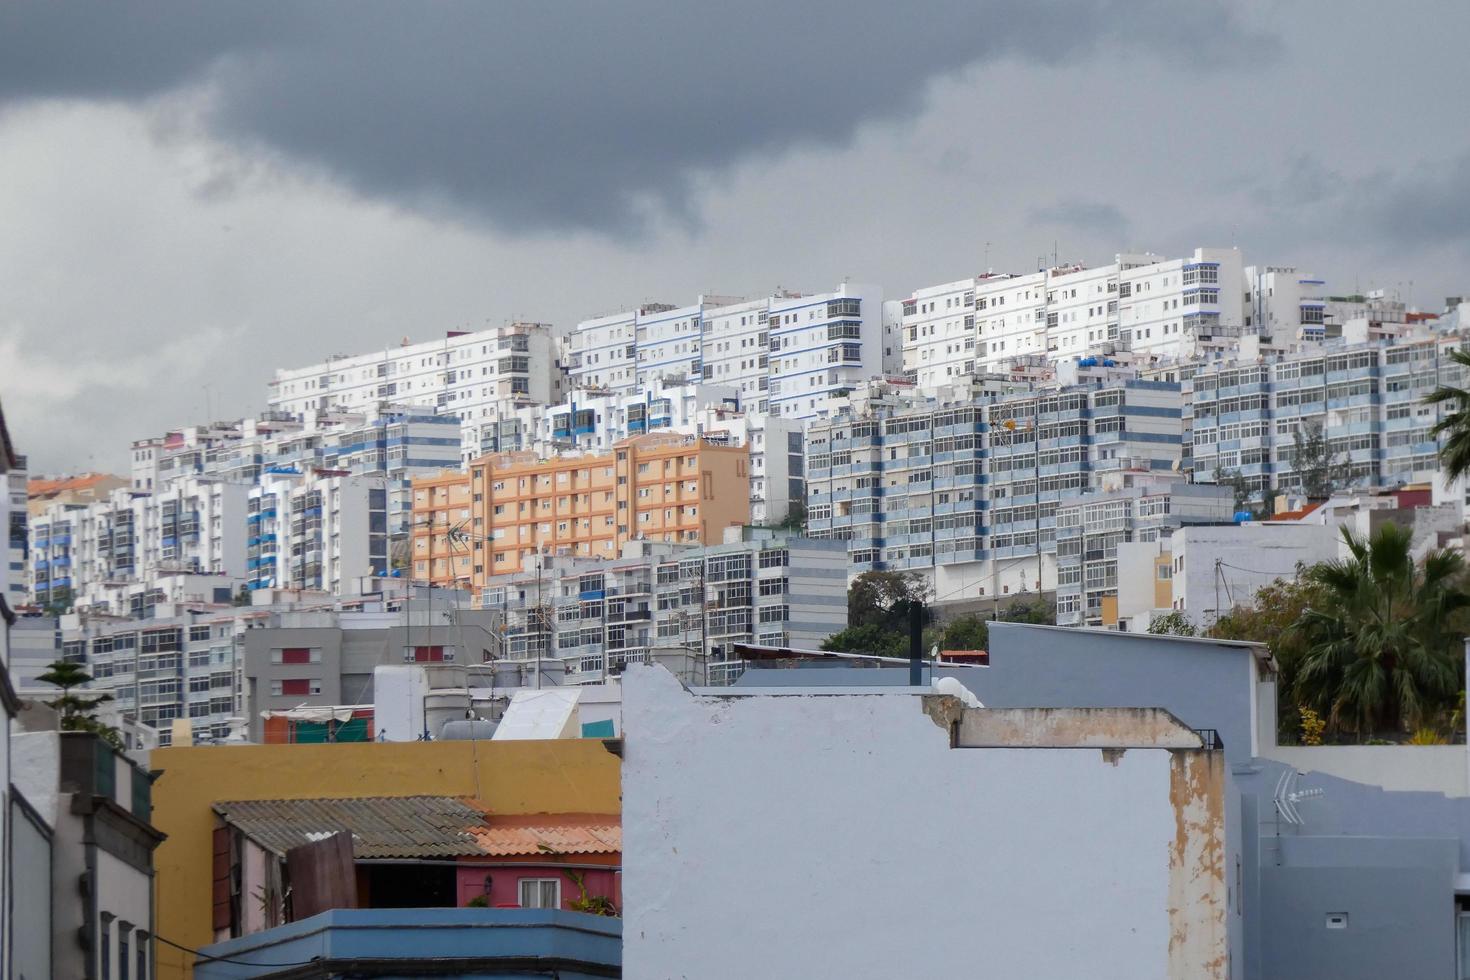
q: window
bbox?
[408,645,453,662]
[272,647,318,665]
[280,678,309,697]
[100,915,113,980]
[120,927,131,980]
[519,877,561,909]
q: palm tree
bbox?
[1426,347,1470,482]
[36,660,125,750]
[1290,523,1468,737]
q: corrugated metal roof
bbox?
[212,797,620,859]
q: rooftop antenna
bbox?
[1272,769,1324,827]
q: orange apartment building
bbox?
[411,433,749,590]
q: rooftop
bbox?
[213,795,620,859]
[196,907,621,980]
[27,472,123,498]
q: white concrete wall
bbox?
[1172,523,1339,626]
[622,667,1221,979]
[9,792,53,980]
[96,848,154,980]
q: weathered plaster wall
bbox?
[622,667,1228,979]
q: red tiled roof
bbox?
[469,813,621,857]
[1270,501,1322,521]
[27,472,118,498]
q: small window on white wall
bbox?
[518,877,560,909]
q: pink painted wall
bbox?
[454,859,620,912]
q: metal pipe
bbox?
[908,600,923,687]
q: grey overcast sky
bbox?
[1,0,1467,474]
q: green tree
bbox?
[845,570,929,630]
[1212,467,1254,514]
[820,622,912,659]
[1290,523,1468,737]
[938,614,989,652]
[37,660,125,751]
[1288,419,1349,499]
[1426,348,1470,483]
[1148,611,1198,636]
[1209,570,1328,743]
[773,501,807,533]
[993,596,1055,625]
[821,571,932,657]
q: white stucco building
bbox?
[268,322,567,462]
[569,283,887,423]
[1116,521,1342,632]
[12,731,163,980]
[902,246,1264,382]
[621,665,1231,978]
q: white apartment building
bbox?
[902,247,1268,383]
[767,283,885,421]
[569,283,887,423]
[2,408,25,606]
[570,299,725,394]
[478,529,849,686]
[901,276,980,388]
[247,472,389,595]
[267,323,566,461]
[1245,266,1327,343]
[32,479,250,612]
[1115,521,1341,632]
[694,296,772,402]
[1116,248,1246,357]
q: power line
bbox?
[155,933,321,968]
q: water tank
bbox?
[440,719,499,740]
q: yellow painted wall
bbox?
[151,739,621,978]
[1154,555,1174,609]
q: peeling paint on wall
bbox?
[1167,749,1228,979]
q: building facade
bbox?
[268,323,567,462]
[478,530,848,686]
[31,479,250,611]
[803,378,1187,604]
[569,283,887,423]
[412,434,751,588]
[247,472,389,594]
[900,247,1251,385]
[1187,330,1463,503]
[1053,478,1236,627]
[12,731,165,980]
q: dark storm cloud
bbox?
[0,0,1273,235]
[1029,199,1130,239]
[1357,150,1470,248]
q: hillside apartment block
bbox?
[412,433,750,589]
